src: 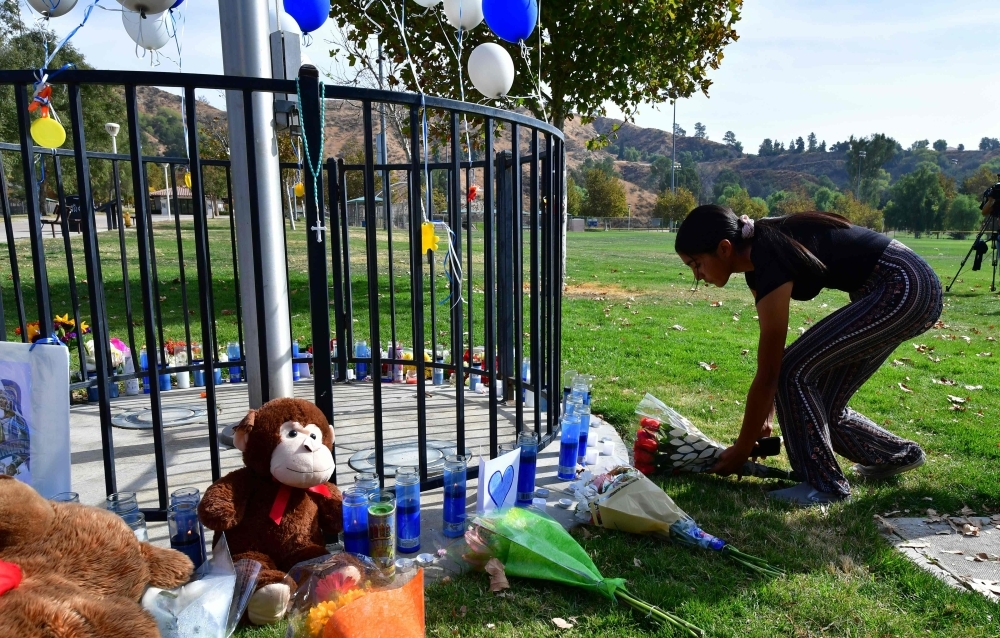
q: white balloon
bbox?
[412,0,441,7]
[443,0,483,31]
[468,43,514,99]
[122,10,172,52]
[26,0,78,18]
[117,0,176,14]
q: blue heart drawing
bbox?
[488,465,515,508]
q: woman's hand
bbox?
[711,442,753,476]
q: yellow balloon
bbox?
[30,117,66,149]
[184,172,192,188]
[294,182,305,198]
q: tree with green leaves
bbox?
[722,130,742,153]
[794,137,805,153]
[883,164,946,237]
[328,1,741,132]
[693,122,707,139]
[1,6,127,203]
[946,194,981,231]
[712,168,742,200]
[766,190,812,215]
[979,137,1000,151]
[566,176,585,217]
[758,138,775,156]
[958,143,965,152]
[807,132,817,152]
[654,187,697,225]
[813,187,842,212]
[961,164,998,198]
[933,139,947,152]
[831,192,882,230]
[580,168,628,218]
[673,123,686,137]
[623,147,641,162]
[910,140,930,151]
[650,154,700,200]
[845,134,897,206]
[718,185,767,219]
[818,140,827,152]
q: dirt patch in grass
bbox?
[564,281,636,299]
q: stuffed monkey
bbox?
[199,398,343,625]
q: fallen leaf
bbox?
[947,395,966,404]
[941,550,964,555]
[672,324,686,331]
[698,362,718,371]
[710,301,723,307]
[552,618,575,629]
[456,606,467,618]
[914,343,928,353]
[487,623,495,629]
[950,404,967,412]
[898,383,913,393]
[633,557,642,567]
[741,349,749,355]
[441,576,452,584]
[961,335,972,343]
[963,523,981,537]
[933,320,949,329]
[977,352,993,357]
[891,359,906,367]
[899,541,930,548]
[732,314,740,322]
[485,558,509,592]
[960,505,975,517]
[931,378,956,386]
[964,385,983,391]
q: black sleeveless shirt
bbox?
[744,222,890,303]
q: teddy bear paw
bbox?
[247,582,291,625]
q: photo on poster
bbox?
[0,361,32,484]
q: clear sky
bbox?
[610,0,999,152]
[30,0,999,153]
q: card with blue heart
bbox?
[476,447,521,514]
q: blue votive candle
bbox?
[577,404,592,464]
[170,487,206,566]
[227,342,242,382]
[558,414,581,480]
[395,466,420,554]
[192,360,205,387]
[516,431,538,506]
[442,454,467,538]
[342,488,370,556]
[167,502,204,569]
[292,341,300,381]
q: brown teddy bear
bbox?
[199,397,343,625]
[0,475,194,637]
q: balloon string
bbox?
[42,0,101,70]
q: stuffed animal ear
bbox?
[233,409,257,453]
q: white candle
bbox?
[602,440,614,456]
[586,448,599,465]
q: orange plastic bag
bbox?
[322,568,424,638]
[285,553,425,638]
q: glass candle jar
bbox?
[515,431,538,506]
[367,490,397,575]
[558,414,581,480]
[167,502,205,569]
[442,454,468,538]
[342,488,371,556]
[395,467,420,554]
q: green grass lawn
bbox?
[5,223,998,636]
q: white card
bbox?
[476,447,521,514]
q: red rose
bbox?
[633,449,656,466]
[635,437,658,454]
[635,462,656,476]
[639,417,661,431]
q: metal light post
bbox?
[162,164,171,219]
[857,150,866,200]
[670,100,677,193]
[219,0,294,405]
[672,162,681,194]
[105,123,120,230]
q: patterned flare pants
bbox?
[776,240,943,496]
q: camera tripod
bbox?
[946,211,998,293]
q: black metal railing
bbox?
[0,66,564,518]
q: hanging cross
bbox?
[310,221,326,243]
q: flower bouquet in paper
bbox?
[573,466,784,576]
[284,553,424,638]
[462,507,704,637]
[632,393,795,480]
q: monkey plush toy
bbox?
[198,398,343,625]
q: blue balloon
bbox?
[283,0,330,34]
[483,0,537,43]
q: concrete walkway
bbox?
[67,378,628,576]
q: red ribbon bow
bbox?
[0,561,22,597]
[269,483,332,526]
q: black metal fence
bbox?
[0,67,564,519]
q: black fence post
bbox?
[299,67,335,447]
[14,85,52,327]
[68,84,117,496]
[0,152,28,340]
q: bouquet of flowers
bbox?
[632,393,796,480]
[462,507,704,637]
[574,466,784,576]
[84,337,128,372]
[16,315,90,344]
[284,553,424,638]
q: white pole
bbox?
[163,165,171,219]
[219,0,294,404]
